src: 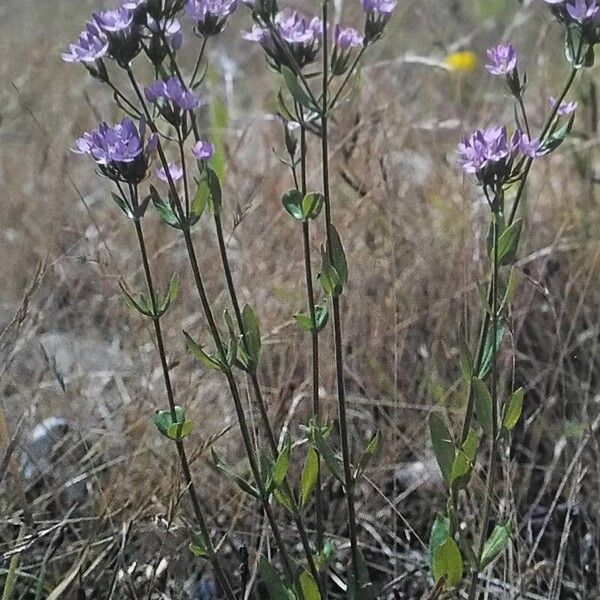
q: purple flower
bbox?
[544,0,600,24]
[192,140,215,160]
[186,0,238,35]
[74,117,156,183]
[334,25,364,50]
[331,25,364,75]
[361,0,397,14]
[458,126,512,175]
[93,8,135,32]
[242,10,323,69]
[156,162,184,182]
[62,22,108,63]
[565,0,600,22]
[361,0,397,42]
[516,132,543,158]
[145,15,183,61]
[145,77,200,125]
[548,96,578,115]
[458,126,545,186]
[91,6,142,64]
[485,44,518,76]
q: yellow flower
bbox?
[444,50,478,73]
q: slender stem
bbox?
[125,61,308,593]
[299,118,325,557]
[320,0,361,585]
[164,40,325,588]
[181,227,299,590]
[177,126,191,217]
[106,80,141,115]
[190,37,208,87]
[459,64,580,445]
[129,186,236,600]
[327,47,366,112]
[213,207,325,595]
[467,208,500,600]
[517,96,531,138]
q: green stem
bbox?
[467,208,500,600]
[190,36,208,87]
[299,120,325,557]
[181,227,299,590]
[459,64,580,446]
[320,0,361,585]
[129,56,317,593]
[129,186,236,600]
[212,211,325,595]
[327,47,366,112]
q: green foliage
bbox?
[480,523,511,569]
[502,388,524,431]
[298,570,320,600]
[429,413,455,483]
[472,377,493,437]
[281,66,318,112]
[259,558,295,600]
[300,447,319,506]
[153,406,193,440]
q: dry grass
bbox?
[1,0,599,598]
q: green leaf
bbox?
[158,272,179,315]
[150,185,182,228]
[298,570,320,600]
[477,324,505,380]
[311,427,343,483]
[318,246,343,297]
[496,219,523,266]
[271,438,291,489]
[281,66,317,112]
[432,538,463,588]
[191,176,209,221]
[540,110,576,155]
[273,488,295,514]
[429,413,455,483]
[314,305,329,331]
[459,339,473,382]
[282,189,304,220]
[329,226,348,285]
[154,406,191,440]
[189,531,208,557]
[205,167,222,214]
[294,305,329,332]
[302,192,324,220]
[294,313,314,331]
[119,281,154,318]
[242,304,261,367]
[184,330,223,371]
[429,514,450,561]
[480,523,510,569]
[300,447,319,506]
[259,558,296,600]
[472,377,494,437]
[502,388,524,431]
[110,191,134,220]
[450,429,478,487]
[167,419,193,440]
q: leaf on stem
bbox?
[502,387,524,431]
[429,413,455,483]
[472,377,494,437]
